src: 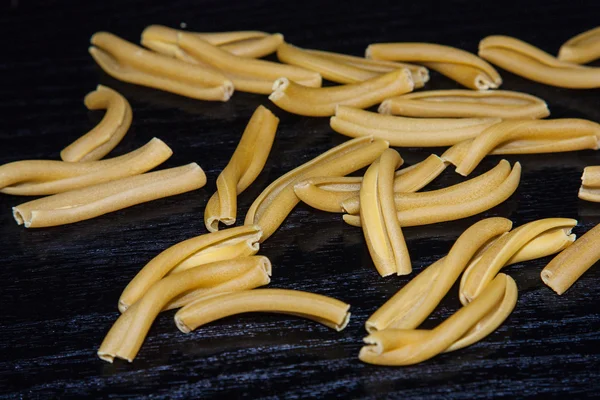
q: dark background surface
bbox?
[1,0,599,398]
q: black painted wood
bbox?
[1,1,599,398]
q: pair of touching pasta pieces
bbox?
[366,42,502,90]
[89,32,235,101]
[578,166,600,202]
[478,35,600,89]
[558,26,600,65]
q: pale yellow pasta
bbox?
[393,154,448,193]
[460,218,577,304]
[269,69,414,117]
[359,274,516,366]
[379,89,549,119]
[244,136,388,241]
[119,225,262,311]
[360,149,411,276]
[331,105,501,147]
[558,26,600,64]
[192,30,269,45]
[204,106,278,232]
[174,289,351,334]
[366,42,502,90]
[98,256,271,363]
[478,35,600,89]
[220,34,285,58]
[541,223,600,295]
[12,163,206,228]
[61,85,132,162]
[89,32,234,101]
[1,138,172,196]
[578,166,600,202]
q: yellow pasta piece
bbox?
[379,89,549,119]
[12,163,206,228]
[1,138,172,196]
[578,166,600,202]
[89,32,234,101]
[98,256,271,363]
[360,149,411,276]
[119,225,262,311]
[192,30,269,45]
[344,161,520,228]
[269,69,414,117]
[220,33,285,58]
[204,106,278,232]
[174,288,351,334]
[558,26,600,64]
[61,85,132,162]
[245,136,388,241]
[359,274,516,366]
[460,218,577,304]
[541,223,600,295]
[366,42,501,90]
[331,105,500,147]
[478,35,600,89]
[393,154,448,193]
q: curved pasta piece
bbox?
[460,218,577,304]
[478,35,600,89]
[1,138,172,196]
[204,106,278,232]
[219,34,285,58]
[244,136,388,241]
[360,149,411,276]
[89,32,233,101]
[191,30,269,45]
[359,274,516,366]
[578,166,600,202]
[61,85,132,162]
[269,69,414,117]
[379,89,549,119]
[331,105,500,147]
[558,26,600,64]
[119,225,262,311]
[98,256,271,363]
[12,163,206,229]
[174,288,351,334]
[542,223,600,295]
[393,154,448,193]
[366,42,501,90]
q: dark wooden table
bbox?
[1,0,599,398]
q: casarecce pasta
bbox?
[578,166,600,202]
[558,26,600,64]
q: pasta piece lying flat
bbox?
[218,34,284,58]
[13,163,206,228]
[366,42,501,90]
[379,89,549,119]
[98,256,271,363]
[359,274,517,366]
[119,225,262,311]
[174,288,351,333]
[269,69,414,117]
[1,138,172,196]
[245,136,388,241]
[479,35,600,89]
[205,106,278,232]
[331,105,500,147]
[578,166,600,202]
[542,222,600,295]
[558,26,600,64]
[61,85,132,162]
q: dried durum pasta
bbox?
[558,26,600,64]
[578,166,600,202]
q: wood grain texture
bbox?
[1,0,599,398]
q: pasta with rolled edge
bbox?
[578,166,600,202]
[558,26,600,64]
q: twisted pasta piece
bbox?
[542,223,600,295]
[13,163,206,228]
[331,105,500,147]
[174,289,351,334]
[269,69,414,117]
[244,136,388,241]
[204,106,278,232]
[89,32,234,101]
[478,35,600,89]
[98,256,271,363]
[558,26,600,64]
[379,89,549,119]
[0,138,172,196]
[359,274,517,366]
[119,225,262,311]
[578,166,600,202]
[61,85,132,162]
[460,218,577,304]
[366,42,502,90]
[360,149,411,276]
